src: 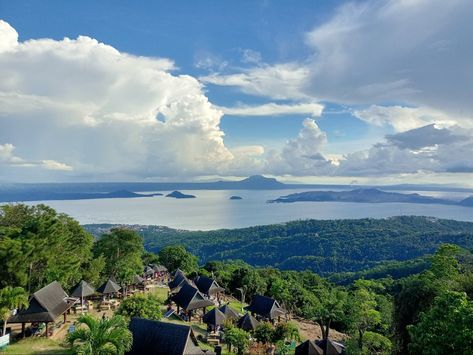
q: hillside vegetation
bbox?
[86,216,473,275]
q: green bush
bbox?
[116,293,163,320]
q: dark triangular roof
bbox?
[70,280,95,298]
[150,264,168,272]
[218,304,240,320]
[295,340,324,355]
[203,308,226,327]
[315,339,346,355]
[194,276,225,296]
[133,274,145,284]
[127,318,210,355]
[244,294,286,320]
[97,278,121,294]
[236,313,260,332]
[169,270,189,291]
[171,283,214,312]
[173,268,185,278]
[144,266,154,276]
[9,281,73,323]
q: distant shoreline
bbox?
[1,176,473,203]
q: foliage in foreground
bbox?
[67,314,132,355]
[408,291,473,354]
[0,286,28,336]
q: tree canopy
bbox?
[93,228,144,285]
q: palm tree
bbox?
[0,286,29,336]
[67,314,132,355]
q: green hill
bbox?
[85,216,473,276]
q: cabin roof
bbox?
[97,278,121,294]
[295,340,324,355]
[202,308,226,327]
[315,339,346,355]
[70,280,95,298]
[236,313,260,331]
[133,274,145,284]
[244,294,286,320]
[218,304,240,320]
[127,318,210,354]
[9,281,74,323]
[194,276,225,296]
[168,270,190,291]
[171,283,214,312]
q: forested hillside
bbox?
[85,216,473,275]
[4,204,473,354]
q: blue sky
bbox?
[1,0,364,147]
[0,0,472,185]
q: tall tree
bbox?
[349,287,383,351]
[94,228,144,285]
[0,286,28,336]
[408,291,473,354]
[302,286,347,341]
[67,314,132,355]
[0,204,97,292]
[225,327,250,355]
[157,245,198,273]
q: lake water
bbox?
[26,189,473,230]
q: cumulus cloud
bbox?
[265,118,335,175]
[0,20,241,180]
[0,143,72,171]
[337,125,473,176]
[0,20,17,53]
[218,102,323,117]
[261,119,473,177]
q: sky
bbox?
[0,0,472,186]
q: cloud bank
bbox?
[0,20,239,180]
[1,9,473,183]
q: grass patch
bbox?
[149,286,169,302]
[227,299,247,313]
[2,338,71,354]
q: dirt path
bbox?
[291,317,348,342]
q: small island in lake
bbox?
[269,188,473,207]
[229,195,243,200]
[165,191,196,199]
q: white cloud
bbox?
[40,160,73,171]
[0,20,242,180]
[200,63,310,100]
[0,143,72,171]
[337,125,473,176]
[353,105,463,132]
[265,118,335,175]
[218,102,324,117]
[0,20,17,53]
[0,143,25,165]
[202,0,473,129]
[304,0,473,117]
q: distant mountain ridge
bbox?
[1,175,473,202]
[269,188,473,207]
[0,190,162,202]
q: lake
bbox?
[26,189,473,230]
